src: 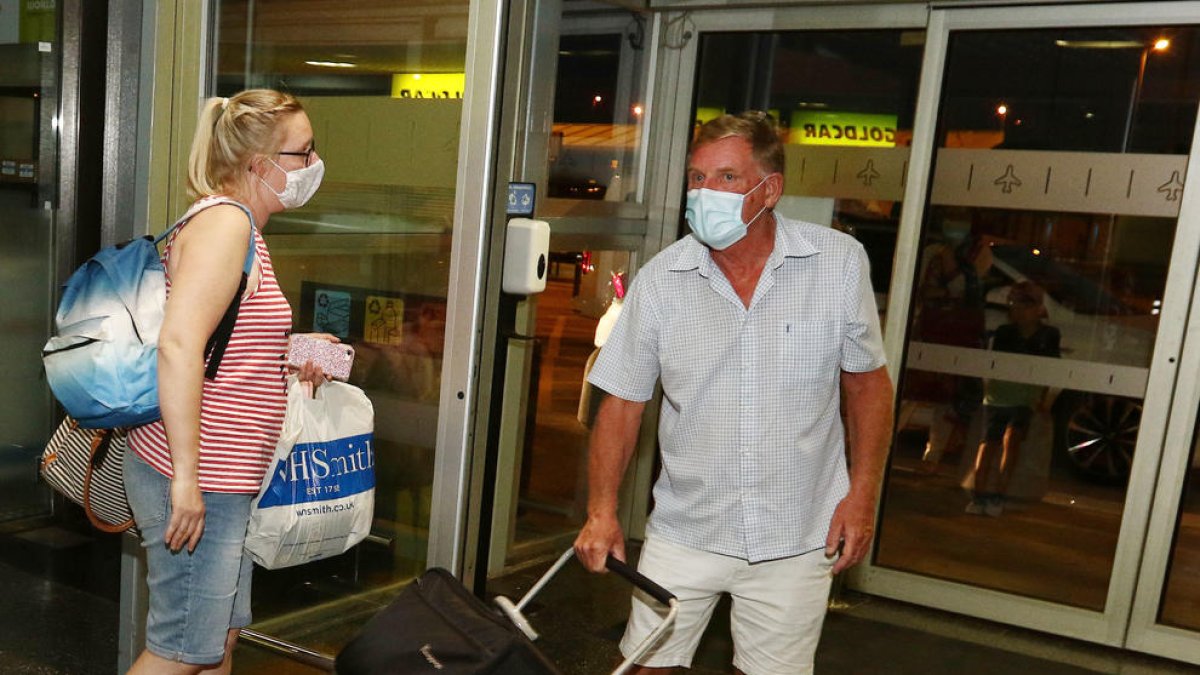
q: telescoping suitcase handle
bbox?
[492,548,679,675]
[603,554,676,606]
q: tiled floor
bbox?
[0,533,1198,674]
[484,548,1200,675]
[0,524,119,674]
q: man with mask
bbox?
[574,111,894,675]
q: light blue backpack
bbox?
[42,199,256,429]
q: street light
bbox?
[1121,38,1169,152]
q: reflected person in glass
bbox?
[574,112,894,675]
[911,212,991,474]
[967,281,1061,517]
[124,89,335,675]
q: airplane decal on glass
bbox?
[993,164,1022,194]
[1157,170,1185,202]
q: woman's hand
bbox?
[296,358,329,387]
[289,333,340,389]
[165,477,205,553]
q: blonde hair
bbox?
[692,111,785,176]
[187,89,304,199]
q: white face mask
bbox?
[684,175,769,250]
[259,158,325,209]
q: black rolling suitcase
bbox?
[335,549,678,675]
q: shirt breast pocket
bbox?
[778,320,840,386]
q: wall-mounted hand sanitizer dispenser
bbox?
[502,218,550,295]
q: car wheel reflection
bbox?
[1062,395,1141,484]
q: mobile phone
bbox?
[287,335,355,381]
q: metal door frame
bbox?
[1126,114,1200,667]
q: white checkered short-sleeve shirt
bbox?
[588,215,886,563]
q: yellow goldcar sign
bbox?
[391,73,466,100]
[790,111,898,147]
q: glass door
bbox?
[483,2,658,576]
[208,0,490,662]
[689,26,926,338]
[0,0,59,522]
[864,2,1200,647]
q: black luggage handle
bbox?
[605,554,676,606]
[497,548,679,675]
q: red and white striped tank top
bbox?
[129,198,293,493]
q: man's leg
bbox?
[727,549,834,675]
[619,537,731,670]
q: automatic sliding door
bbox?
[211,0,472,656]
[0,0,59,522]
[486,6,656,574]
[874,19,1200,622]
[691,29,925,334]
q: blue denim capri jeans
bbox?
[123,451,255,665]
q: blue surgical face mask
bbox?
[685,175,770,250]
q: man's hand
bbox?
[574,513,626,573]
[575,394,645,573]
[824,491,876,574]
[832,366,893,575]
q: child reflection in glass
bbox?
[967,281,1060,516]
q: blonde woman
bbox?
[125,89,331,674]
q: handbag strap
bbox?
[81,429,135,533]
[155,198,258,381]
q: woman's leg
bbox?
[123,453,254,672]
[127,629,237,675]
[128,651,206,675]
[197,629,240,675]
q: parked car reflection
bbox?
[903,242,1166,484]
[984,245,1156,367]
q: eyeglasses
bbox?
[278,141,317,167]
[1007,298,1039,307]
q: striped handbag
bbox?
[40,417,134,533]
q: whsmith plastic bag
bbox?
[246,377,375,569]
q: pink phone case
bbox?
[287,336,355,381]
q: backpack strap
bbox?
[156,198,257,380]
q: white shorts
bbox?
[619,536,835,675]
